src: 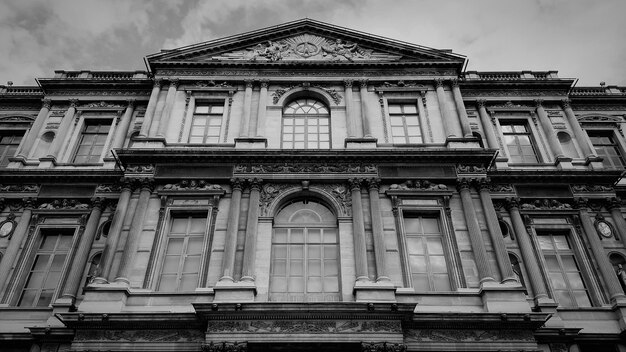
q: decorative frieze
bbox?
[0,184,39,192]
[162,180,223,191]
[404,329,534,342]
[488,183,515,193]
[519,199,572,210]
[74,329,203,342]
[362,342,406,352]
[571,184,613,193]
[272,83,343,104]
[389,180,447,191]
[125,164,155,174]
[234,163,377,174]
[456,164,487,174]
[38,199,90,210]
[202,342,247,352]
[206,320,400,334]
[156,69,458,77]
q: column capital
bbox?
[244,79,254,89]
[69,99,79,108]
[90,197,106,211]
[476,99,487,108]
[348,178,363,191]
[120,178,133,191]
[230,178,244,191]
[434,78,445,88]
[574,197,589,210]
[504,197,520,210]
[41,98,52,109]
[365,178,381,191]
[533,99,544,108]
[137,178,155,193]
[456,177,472,191]
[478,178,492,191]
[126,99,136,108]
[259,79,269,88]
[561,98,572,109]
[451,78,460,87]
[359,79,369,89]
[247,177,263,191]
[169,78,180,88]
[21,197,37,210]
[606,197,622,210]
[153,78,163,88]
[343,79,354,88]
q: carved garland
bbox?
[235,163,377,174]
[271,83,343,105]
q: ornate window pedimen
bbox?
[281,98,330,149]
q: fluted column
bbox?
[344,80,357,137]
[359,80,373,138]
[349,178,369,282]
[241,178,262,282]
[46,99,78,160]
[220,178,244,282]
[606,198,626,247]
[0,198,35,294]
[535,99,565,160]
[478,180,516,283]
[17,99,51,159]
[458,179,494,283]
[254,80,269,137]
[110,100,135,151]
[435,79,455,138]
[476,100,499,150]
[561,99,596,158]
[366,178,390,282]
[576,199,626,302]
[114,179,154,285]
[239,80,253,137]
[451,78,472,137]
[60,198,104,301]
[94,180,132,283]
[139,79,163,137]
[156,79,179,138]
[505,198,549,299]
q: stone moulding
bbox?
[234,163,377,174]
[206,320,401,334]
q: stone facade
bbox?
[0,19,625,352]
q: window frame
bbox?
[499,119,542,164]
[188,102,226,144]
[386,102,423,144]
[0,130,26,167]
[586,129,626,169]
[281,98,331,150]
[63,114,116,164]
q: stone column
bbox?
[359,80,373,138]
[505,198,549,300]
[606,198,626,247]
[239,80,253,137]
[254,80,269,137]
[476,100,499,149]
[59,198,104,301]
[349,178,369,282]
[110,100,135,151]
[478,180,516,283]
[344,80,356,138]
[0,198,35,293]
[156,79,179,138]
[451,78,473,137]
[535,99,565,160]
[458,179,494,283]
[241,178,262,282]
[94,180,132,283]
[576,199,626,302]
[46,99,78,160]
[114,179,153,285]
[220,178,243,282]
[561,99,596,158]
[17,99,51,159]
[366,178,390,282]
[435,79,455,138]
[139,79,162,137]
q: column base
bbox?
[345,137,377,149]
[353,280,396,302]
[445,137,481,149]
[479,283,531,313]
[234,137,268,149]
[555,156,573,170]
[129,136,166,148]
[76,284,130,313]
[213,280,257,302]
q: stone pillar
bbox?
[561,99,597,158]
[451,78,473,137]
[458,179,494,283]
[17,99,51,159]
[349,178,369,282]
[576,199,626,303]
[220,178,243,282]
[435,79,455,138]
[478,180,517,283]
[156,79,179,138]
[139,79,162,137]
[110,100,135,151]
[606,198,626,247]
[505,198,549,300]
[94,180,132,283]
[366,178,390,282]
[344,80,356,138]
[535,99,565,160]
[241,178,262,282]
[114,179,153,285]
[239,80,253,137]
[59,198,104,302]
[359,80,373,138]
[46,99,78,160]
[0,198,35,293]
[476,100,499,150]
[254,80,269,137]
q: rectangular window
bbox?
[538,233,591,307]
[404,215,451,292]
[587,130,625,169]
[189,104,224,144]
[388,103,422,144]
[19,229,73,307]
[501,121,539,163]
[73,120,111,163]
[0,132,24,167]
[157,215,207,292]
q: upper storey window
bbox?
[587,131,625,169]
[389,103,422,144]
[189,104,224,144]
[501,121,539,164]
[0,132,23,167]
[73,120,111,164]
[282,99,330,149]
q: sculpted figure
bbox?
[322,39,363,61]
[617,264,626,291]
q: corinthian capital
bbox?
[434,78,445,88]
[343,79,353,88]
[476,99,487,108]
[42,99,52,110]
[534,99,544,108]
[504,197,520,210]
[69,99,79,108]
[451,78,460,87]
[230,178,244,191]
[348,178,363,191]
[561,99,572,109]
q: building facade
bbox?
[1,19,626,352]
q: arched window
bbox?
[270,199,339,302]
[609,252,626,292]
[282,99,330,149]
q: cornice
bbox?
[488,169,623,184]
[0,169,122,182]
[57,312,202,330]
[404,312,550,331]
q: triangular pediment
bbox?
[147,19,465,66]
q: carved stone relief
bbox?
[404,329,535,342]
[206,320,401,334]
[162,180,223,191]
[0,184,39,192]
[235,163,377,174]
[389,180,447,191]
[272,83,343,105]
[74,329,204,342]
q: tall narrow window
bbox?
[389,103,421,143]
[189,104,224,144]
[19,229,73,307]
[501,121,539,163]
[157,215,207,292]
[270,200,339,302]
[404,215,451,291]
[73,120,111,163]
[538,233,591,307]
[282,99,330,149]
[587,131,625,169]
[0,132,24,167]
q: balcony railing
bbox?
[570,86,626,96]
[53,71,149,80]
[464,71,559,81]
[0,86,43,95]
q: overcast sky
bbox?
[1,0,624,87]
